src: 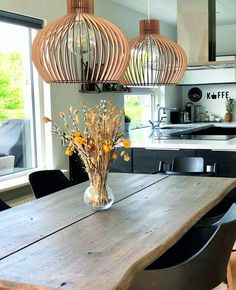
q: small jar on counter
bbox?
[209,114,215,122]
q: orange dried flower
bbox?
[75,136,86,145]
[122,139,131,148]
[65,148,73,156]
[60,112,65,119]
[43,116,52,123]
[44,101,131,181]
[112,153,118,160]
[124,154,131,162]
[103,144,112,153]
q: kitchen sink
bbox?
[152,125,236,140]
[160,126,193,130]
[178,126,236,135]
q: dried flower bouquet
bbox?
[43,100,131,209]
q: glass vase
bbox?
[84,173,114,210]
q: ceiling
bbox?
[109,0,236,26]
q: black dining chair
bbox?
[128,203,236,290]
[172,156,205,172]
[156,156,231,224]
[28,169,73,199]
[158,156,217,176]
[0,199,10,211]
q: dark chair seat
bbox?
[128,203,236,290]
[28,169,72,199]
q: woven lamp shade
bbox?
[122,19,187,86]
[32,0,130,84]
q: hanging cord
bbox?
[147,0,150,21]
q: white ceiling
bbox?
[109,0,236,26]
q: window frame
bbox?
[0,10,45,182]
[124,87,160,128]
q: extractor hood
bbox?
[187,58,236,70]
[177,0,236,70]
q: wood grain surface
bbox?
[0,175,236,290]
[0,173,164,260]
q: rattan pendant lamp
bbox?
[32,0,130,84]
[122,0,187,86]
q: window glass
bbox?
[0,20,40,178]
[124,94,153,128]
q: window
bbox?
[0,11,43,179]
[124,90,158,129]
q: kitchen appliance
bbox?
[194,105,202,122]
[185,102,195,122]
[170,110,190,124]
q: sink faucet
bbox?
[149,107,179,129]
[157,107,179,127]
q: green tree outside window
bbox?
[0,52,26,120]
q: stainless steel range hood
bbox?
[178,55,236,85]
[187,58,236,70]
[177,0,236,70]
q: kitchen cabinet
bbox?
[70,149,133,182]
[70,148,236,179]
[196,149,236,177]
[109,148,133,173]
[132,148,195,174]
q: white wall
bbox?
[94,0,177,40]
[0,0,66,22]
[165,86,183,108]
[182,84,236,120]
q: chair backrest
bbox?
[0,119,30,168]
[0,199,10,211]
[196,207,236,289]
[144,203,236,290]
[28,170,72,199]
[172,156,205,173]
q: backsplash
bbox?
[181,84,236,121]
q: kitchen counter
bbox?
[128,122,236,151]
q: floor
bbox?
[228,251,236,290]
[214,283,228,290]
[6,195,236,290]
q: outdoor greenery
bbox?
[0,52,25,120]
[124,95,142,126]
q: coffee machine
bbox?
[185,102,194,123]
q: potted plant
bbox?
[224,98,234,122]
[125,115,131,131]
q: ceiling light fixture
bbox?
[32,0,130,84]
[122,0,187,86]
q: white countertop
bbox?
[128,122,236,151]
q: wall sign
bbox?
[206,91,229,100]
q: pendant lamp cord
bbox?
[148,0,150,21]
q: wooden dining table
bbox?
[0,173,236,290]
